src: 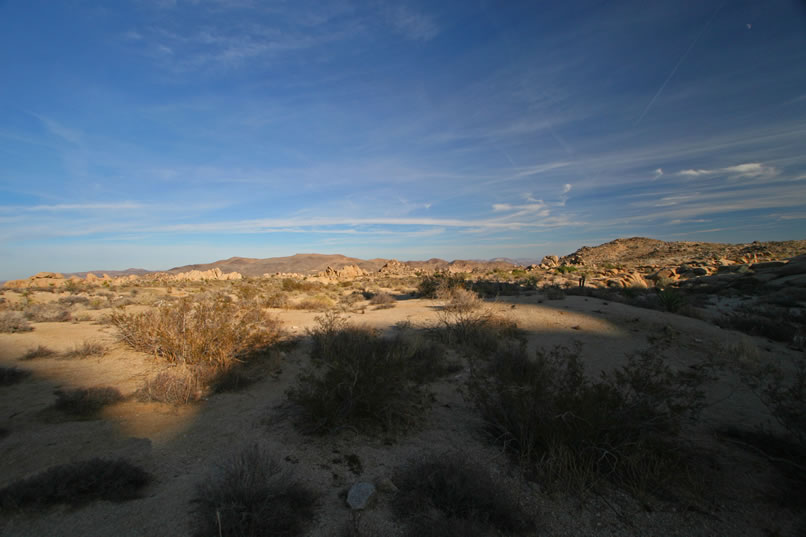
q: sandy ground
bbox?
[0,291,802,536]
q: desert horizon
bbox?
[2,235,806,536]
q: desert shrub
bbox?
[289,316,432,434]
[193,444,317,537]
[0,458,150,511]
[58,295,90,307]
[110,297,283,371]
[53,386,125,417]
[719,304,805,344]
[656,288,686,313]
[0,366,31,386]
[432,309,521,356]
[22,302,71,322]
[281,278,322,292]
[369,292,395,306]
[0,311,33,333]
[467,344,710,497]
[264,292,290,309]
[729,341,806,446]
[21,345,56,360]
[63,340,107,359]
[293,295,334,311]
[392,453,532,537]
[137,369,202,405]
[439,287,482,313]
[417,273,466,299]
[543,285,566,300]
[556,265,578,274]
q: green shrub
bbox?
[417,273,466,298]
[656,288,686,313]
[392,453,533,537]
[556,265,578,274]
[0,458,150,511]
[193,445,317,537]
[467,344,710,497]
[289,316,435,434]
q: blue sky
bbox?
[1,0,805,279]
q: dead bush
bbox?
[137,369,203,405]
[439,287,482,313]
[0,311,33,333]
[467,344,711,498]
[293,295,335,311]
[58,295,90,307]
[110,297,283,370]
[193,444,317,537]
[393,453,533,537]
[53,386,125,417]
[0,458,150,511]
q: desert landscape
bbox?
[1,237,805,537]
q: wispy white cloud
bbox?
[386,6,439,42]
[678,162,777,179]
[32,114,82,144]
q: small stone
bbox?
[347,482,376,510]
[375,477,398,494]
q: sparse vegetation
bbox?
[63,340,107,359]
[193,445,317,537]
[369,291,395,306]
[52,386,125,417]
[393,453,533,537]
[432,307,521,356]
[288,314,438,434]
[467,344,711,498]
[0,311,33,333]
[0,458,150,511]
[23,303,72,322]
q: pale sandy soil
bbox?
[0,291,802,536]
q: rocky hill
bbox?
[555,237,806,268]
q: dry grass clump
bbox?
[439,286,482,313]
[22,344,56,360]
[0,366,32,386]
[264,291,290,309]
[0,311,33,333]
[63,340,107,359]
[110,297,283,370]
[467,344,711,499]
[392,453,533,537]
[52,386,125,417]
[0,458,150,511]
[193,445,317,537]
[288,313,438,434]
